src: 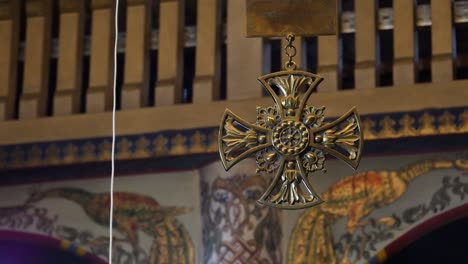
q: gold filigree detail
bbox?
[117,138,132,159]
[302,149,325,172]
[399,114,417,136]
[272,120,309,155]
[268,75,312,116]
[63,144,78,163]
[419,112,436,135]
[323,118,360,160]
[362,118,377,140]
[256,148,280,173]
[98,140,112,161]
[207,130,219,152]
[135,136,151,158]
[222,117,259,161]
[82,142,96,162]
[302,106,325,127]
[46,144,61,164]
[190,131,206,153]
[27,145,42,166]
[256,106,280,128]
[154,135,169,155]
[438,111,457,133]
[379,116,397,138]
[270,162,314,205]
[171,134,187,155]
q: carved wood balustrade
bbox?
[0,0,466,167]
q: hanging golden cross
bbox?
[218,0,363,209]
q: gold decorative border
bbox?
[362,109,468,139]
[0,108,466,169]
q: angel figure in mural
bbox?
[288,159,468,264]
[25,187,195,264]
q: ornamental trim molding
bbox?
[0,107,466,170]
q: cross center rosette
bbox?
[272,120,309,156]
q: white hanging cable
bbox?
[109,0,119,263]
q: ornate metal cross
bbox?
[219,69,363,209]
[218,0,363,209]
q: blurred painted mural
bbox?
[287,157,468,264]
[0,171,202,264]
[201,161,282,264]
[0,151,466,264]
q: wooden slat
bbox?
[1,80,467,145]
[281,37,304,70]
[0,10,11,120]
[20,0,53,119]
[54,0,86,116]
[317,35,338,92]
[122,0,151,109]
[393,0,415,86]
[354,0,376,89]
[193,0,222,103]
[0,0,21,120]
[87,0,114,113]
[431,0,453,83]
[155,0,185,106]
[227,0,263,100]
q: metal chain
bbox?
[284,34,297,70]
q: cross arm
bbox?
[219,109,272,170]
[309,107,364,169]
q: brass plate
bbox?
[246,0,337,37]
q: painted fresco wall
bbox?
[283,152,468,264]
[0,151,467,264]
[0,170,202,264]
[200,160,283,264]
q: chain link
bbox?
[284,34,297,70]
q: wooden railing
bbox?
[0,0,467,137]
